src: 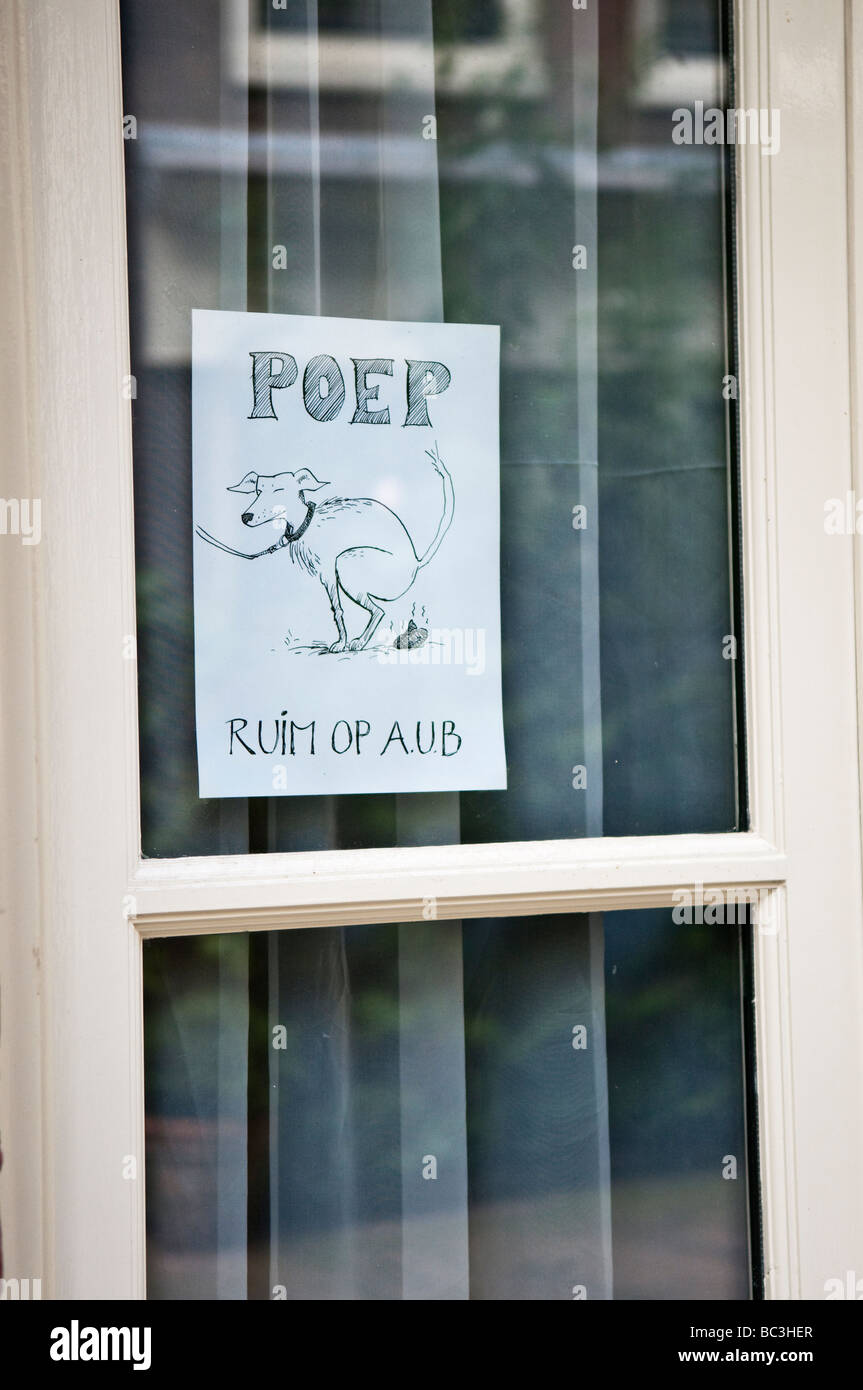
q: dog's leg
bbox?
[348,597,386,651]
[325,579,349,653]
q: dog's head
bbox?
[228,469,329,533]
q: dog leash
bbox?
[195,502,316,560]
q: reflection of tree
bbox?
[136,565,202,858]
[434,3,576,359]
[598,184,735,839]
[607,912,748,1178]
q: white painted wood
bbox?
[4,0,863,1305]
[130,832,786,935]
[850,0,863,974]
[736,0,863,1299]
[0,0,45,1293]
[6,0,146,1298]
[734,0,798,1303]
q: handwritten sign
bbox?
[192,309,506,798]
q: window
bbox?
[5,0,863,1304]
[124,0,740,858]
[122,0,751,1299]
[144,907,753,1300]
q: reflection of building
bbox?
[128,0,726,367]
[236,0,545,95]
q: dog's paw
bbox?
[328,640,347,654]
[346,638,364,653]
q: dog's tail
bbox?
[416,442,455,570]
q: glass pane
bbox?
[122,0,739,856]
[144,907,752,1300]
[122,0,740,855]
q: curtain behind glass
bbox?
[146,914,612,1301]
[260,0,470,1301]
[146,904,756,1301]
[138,0,612,1301]
[256,0,610,1301]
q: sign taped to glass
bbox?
[192,308,506,798]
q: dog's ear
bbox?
[227,471,259,494]
[294,469,330,494]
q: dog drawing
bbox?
[196,444,454,653]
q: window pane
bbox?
[122,0,740,855]
[144,907,752,1300]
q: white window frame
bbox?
[2,0,863,1301]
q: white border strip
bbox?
[5,0,863,1305]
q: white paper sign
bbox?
[192,309,506,798]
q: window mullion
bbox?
[130,830,786,936]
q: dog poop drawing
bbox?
[393,619,428,650]
[196,443,454,654]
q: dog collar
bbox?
[272,501,316,552]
